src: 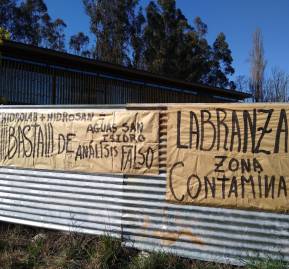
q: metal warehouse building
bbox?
[0,40,249,105]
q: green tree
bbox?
[206,32,235,88]
[83,0,138,65]
[0,27,10,40]
[130,7,145,69]
[144,0,193,78]
[0,0,16,38]
[143,1,165,74]
[185,16,211,83]
[42,16,66,51]
[142,1,235,88]
[0,0,67,51]
[69,32,90,57]
[148,0,177,74]
[14,0,49,45]
[1,0,236,89]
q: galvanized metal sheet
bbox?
[0,167,123,237]
[1,168,289,265]
[122,175,289,265]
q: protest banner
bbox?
[0,109,159,175]
[166,103,289,212]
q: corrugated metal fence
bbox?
[0,105,289,266]
[123,174,289,265]
[0,167,122,237]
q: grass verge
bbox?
[0,222,287,269]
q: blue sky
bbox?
[45,0,289,80]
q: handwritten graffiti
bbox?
[166,104,289,212]
[0,110,159,175]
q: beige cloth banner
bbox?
[166,103,289,212]
[0,109,159,175]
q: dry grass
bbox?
[0,222,286,269]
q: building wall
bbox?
[0,57,234,105]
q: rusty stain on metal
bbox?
[142,210,204,246]
[153,229,204,246]
[142,216,150,229]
